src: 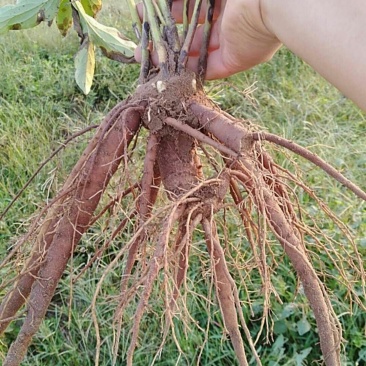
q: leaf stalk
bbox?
[126,0,142,40]
[178,0,203,72]
[142,0,169,77]
[198,0,215,81]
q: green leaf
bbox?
[56,0,72,37]
[73,1,136,62]
[272,334,286,351]
[75,38,95,95]
[297,317,311,336]
[295,347,312,365]
[281,303,298,319]
[273,320,287,335]
[0,0,59,34]
[81,0,102,18]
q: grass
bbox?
[0,1,365,365]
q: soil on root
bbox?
[0,70,365,366]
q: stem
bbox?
[182,0,190,40]
[142,0,169,77]
[178,0,203,72]
[139,19,151,84]
[153,0,167,26]
[126,0,142,40]
[158,0,181,53]
[198,0,215,81]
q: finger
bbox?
[134,44,160,66]
[200,49,235,79]
[188,20,220,56]
[136,3,143,20]
[202,42,281,80]
[186,50,240,80]
[135,40,234,80]
[170,0,222,23]
[135,20,223,77]
[135,47,231,80]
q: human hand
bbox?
[181,0,282,79]
[135,0,282,79]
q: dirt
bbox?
[135,70,200,132]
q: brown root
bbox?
[0,102,139,337]
[157,209,202,360]
[1,79,364,366]
[0,124,99,222]
[170,211,201,307]
[126,203,186,366]
[188,101,366,365]
[191,102,366,202]
[112,133,161,363]
[118,133,161,298]
[2,104,142,366]
[202,218,250,366]
[252,131,366,201]
[229,160,341,365]
[0,207,61,335]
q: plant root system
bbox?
[1,70,365,366]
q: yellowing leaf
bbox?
[56,0,72,37]
[75,38,95,95]
[0,0,59,34]
[74,1,136,62]
[81,0,102,18]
